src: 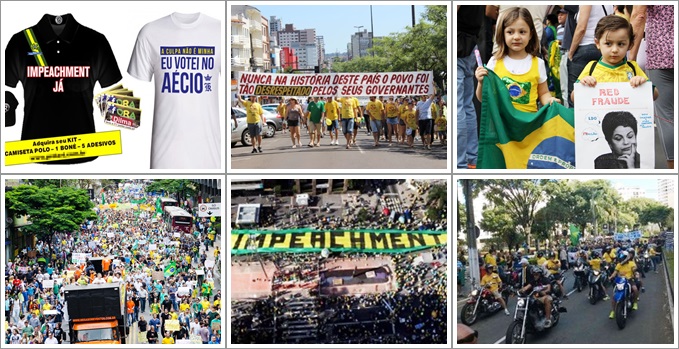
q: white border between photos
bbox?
[226,175,452,347]
[0,174,226,348]
[227,1,452,174]
[452,1,679,174]
[452,174,679,347]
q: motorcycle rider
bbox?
[628,248,645,293]
[647,244,658,273]
[607,251,639,319]
[536,252,547,268]
[481,264,510,315]
[588,251,610,300]
[520,266,553,328]
[546,251,567,299]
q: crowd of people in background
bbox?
[4,183,221,345]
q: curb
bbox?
[662,251,674,329]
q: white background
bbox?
[574,82,655,169]
[1,1,226,173]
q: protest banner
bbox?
[71,253,92,264]
[574,83,654,169]
[165,319,180,332]
[177,286,191,297]
[231,228,447,254]
[173,232,181,238]
[17,266,28,274]
[237,71,434,97]
[478,69,575,169]
[205,259,215,269]
[42,279,54,288]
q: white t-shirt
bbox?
[128,13,221,169]
[576,5,614,46]
[487,54,548,84]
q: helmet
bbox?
[485,264,495,272]
[519,258,530,266]
[537,252,544,258]
[548,251,555,259]
[592,251,599,258]
[531,266,542,275]
[617,251,629,262]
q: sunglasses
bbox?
[457,329,478,344]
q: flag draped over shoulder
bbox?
[478,68,575,169]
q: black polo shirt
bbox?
[5,13,122,163]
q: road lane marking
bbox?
[494,336,506,344]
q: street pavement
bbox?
[63,235,222,344]
[456,266,674,344]
[230,129,447,169]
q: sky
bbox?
[255,5,427,53]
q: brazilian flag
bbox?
[164,262,177,277]
[478,68,575,169]
[155,197,162,213]
[569,224,580,246]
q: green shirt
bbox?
[307,101,325,123]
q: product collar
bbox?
[36,14,79,44]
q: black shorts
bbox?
[418,119,434,135]
[287,119,299,127]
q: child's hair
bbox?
[594,15,635,48]
[494,7,540,59]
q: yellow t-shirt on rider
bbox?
[615,261,634,278]
[546,259,560,274]
[589,258,601,271]
[481,273,502,292]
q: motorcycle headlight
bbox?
[644,253,649,258]
[593,270,600,276]
[471,289,478,297]
[517,299,525,307]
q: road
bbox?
[63,235,222,344]
[230,129,447,169]
[456,266,674,344]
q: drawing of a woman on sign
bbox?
[594,111,640,169]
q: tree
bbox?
[479,204,524,252]
[145,180,198,203]
[5,185,96,240]
[482,179,547,236]
[625,197,673,229]
[426,184,447,220]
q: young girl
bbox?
[571,15,659,102]
[476,7,559,111]
[403,100,419,147]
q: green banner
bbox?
[231,228,447,254]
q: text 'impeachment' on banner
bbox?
[237,71,435,97]
[231,229,447,254]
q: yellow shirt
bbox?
[480,273,502,292]
[352,97,361,120]
[404,110,418,129]
[242,100,263,124]
[576,59,648,84]
[435,115,447,131]
[494,56,541,112]
[603,252,613,263]
[338,97,355,120]
[536,257,547,267]
[276,103,287,117]
[589,258,601,271]
[615,261,634,278]
[325,100,339,120]
[484,253,497,267]
[200,300,210,311]
[386,102,399,118]
[649,248,656,257]
[180,303,190,312]
[162,337,174,344]
[546,259,560,274]
[399,104,408,120]
[366,100,384,120]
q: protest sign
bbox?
[165,319,180,331]
[71,253,92,264]
[205,259,215,269]
[42,279,54,288]
[107,232,115,238]
[238,71,434,97]
[152,271,164,280]
[149,244,157,251]
[574,83,654,169]
[173,232,181,238]
[177,287,191,296]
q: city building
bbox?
[349,29,372,60]
[657,179,675,209]
[615,184,647,201]
[290,41,318,70]
[231,5,267,77]
[281,47,298,70]
[261,16,271,72]
[316,35,325,68]
[236,204,262,227]
[269,15,282,34]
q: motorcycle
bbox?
[613,277,634,329]
[588,269,607,304]
[505,286,567,344]
[573,260,589,292]
[460,283,511,325]
[602,262,615,288]
[548,270,566,298]
[641,252,652,273]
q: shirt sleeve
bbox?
[486,56,497,71]
[127,26,154,82]
[537,57,547,84]
[4,33,24,88]
[95,34,123,88]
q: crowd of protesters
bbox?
[4,182,221,345]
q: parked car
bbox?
[232,107,277,138]
[231,108,251,147]
[261,103,285,131]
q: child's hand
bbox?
[475,66,488,82]
[630,76,646,88]
[580,76,597,87]
[548,97,561,105]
